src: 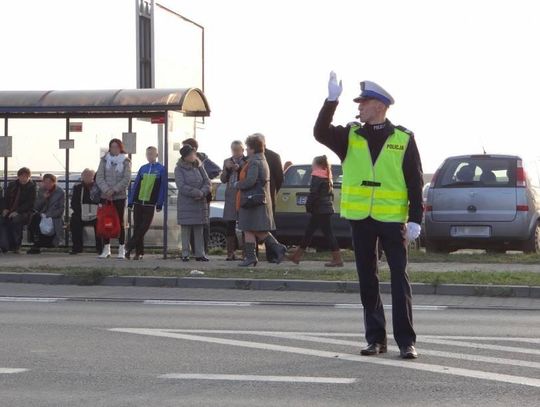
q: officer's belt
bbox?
[360,181,382,187]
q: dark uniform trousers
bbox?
[350,217,416,348]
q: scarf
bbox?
[311,166,330,179]
[236,161,251,211]
[105,153,127,173]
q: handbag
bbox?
[39,216,55,236]
[240,180,267,209]
[96,201,121,239]
[80,186,98,222]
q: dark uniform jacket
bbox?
[314,100,424,224]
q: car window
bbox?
[283,165,343,187]
[436,157,516,188]
[283,166,311,187]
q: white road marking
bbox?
[420,338,540,356]
[335,304,448,311]
[269,333,540,370]
[422,335,540,345]
[0,368,28,374]
[0,297,64,303]
[158,373,356,384]
[143,300,254,307]
[110,328,540,388]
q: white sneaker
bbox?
[98,244,111,259]
[117,244,126,259]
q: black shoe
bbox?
[69,250,81,255]
[360,343,387,356]
[181,256,190,262]
[195,256,209,262]
[133,254,143,261]
[400,345,418,359]
[26,247,41,255]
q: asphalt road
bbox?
[1,290,539,406]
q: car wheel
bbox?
[208,224,228,251]
[522,223,540,254]
[425,240,450,254]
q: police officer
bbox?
[314,72,424,359]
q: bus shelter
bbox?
[0,88,211,258]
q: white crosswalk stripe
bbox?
[110,328,540,388]
[0,368,28,374]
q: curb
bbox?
[0,272,538,298]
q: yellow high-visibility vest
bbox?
[340,126,410,222]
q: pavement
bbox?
[1,252,539,273]
[0,287,539,406]
[1,252,539,298]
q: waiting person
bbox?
[253,133,283,212]
[182,137,220,253]
[253,133,283,263]
[27,174,65,254]
[175,144,211,262]
[0,184,3,254]
[220,140,247,260]
[95,138,132,259]
[235,135,286,267]
[126,146,167,260]
[283,161,293,172]
[0,167,36,254]
[181,138,221,180]
[69,169,101,255]
[289,155,343,266]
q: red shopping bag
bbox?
[96,201,121,239]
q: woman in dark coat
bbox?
[289,155,343,266]
[220,140,247,260]
[234,135,286,267]
[27,173,65,254]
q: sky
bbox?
[1,0,540,174]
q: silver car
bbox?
[424,154,540,253]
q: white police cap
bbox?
[353,81,395,106]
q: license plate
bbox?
[450,226,491,237]
[296,195,307,205]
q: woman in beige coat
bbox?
[95,138,132,259]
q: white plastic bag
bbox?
[39,216,55,236]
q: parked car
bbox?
[424,154,540,253]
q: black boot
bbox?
[238,242,258,267]
[264,233,287,264]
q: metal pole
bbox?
[163,112,169,259]
[127,117,133,241]
[3,118,8,191]
[201,26,205,93]
[64,118,70,248]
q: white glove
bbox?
[327,71,343,101]
[405,222,421,241]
